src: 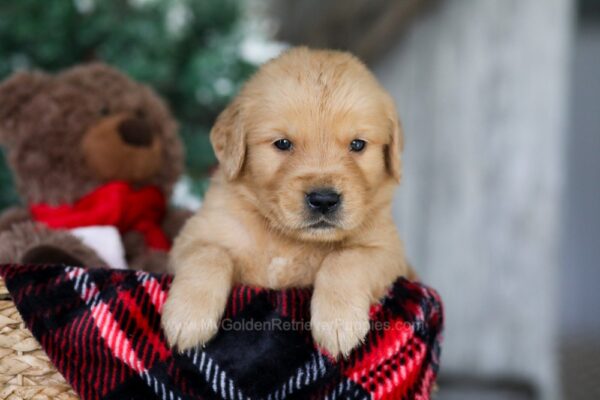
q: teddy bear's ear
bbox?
[0,71,49,146]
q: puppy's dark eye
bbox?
[350,139,366,152]
[99,106,110,116]
[273,138,293,151]
[136,108,146,118]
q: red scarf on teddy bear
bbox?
[29,181,170,250]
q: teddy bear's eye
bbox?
[136,109,146,118]
[99,106,110,116]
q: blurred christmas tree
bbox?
[0,0,256,208]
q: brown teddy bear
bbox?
[0,63,192,272]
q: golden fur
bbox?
[162,47,414,357]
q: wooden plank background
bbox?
[374,1,574,398]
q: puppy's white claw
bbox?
[161,288,225,352]
[311,295,371,358]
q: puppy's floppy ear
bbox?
[210,99,246,180]
[0,71,49,146]
[385,101,404,183]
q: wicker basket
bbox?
[0,277,78,399]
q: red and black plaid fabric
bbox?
[0,264,443,400]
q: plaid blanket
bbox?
[0,264,443,400]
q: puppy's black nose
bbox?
[118,117,154,147]
[306,188,341,214]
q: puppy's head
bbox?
[211,47,403,242]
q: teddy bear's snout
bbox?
[118,117,154,147]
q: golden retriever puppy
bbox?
[161,47,414,358]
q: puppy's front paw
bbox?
[161,282,228,351]
[310,292,371,358]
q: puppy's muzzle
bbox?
[306,188,341,215]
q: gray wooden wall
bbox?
[561,22,600,337]
[374,1,574,398]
